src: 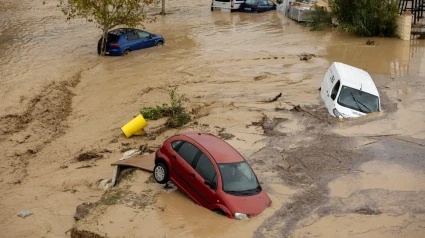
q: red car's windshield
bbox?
[218,162,260,196]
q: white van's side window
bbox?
[330,80,340,100]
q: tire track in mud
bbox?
[250,91,414,237]
[0,72,82,184]
[249,106,372,237]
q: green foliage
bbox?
[140,88,191,128]
[58,0,159,55]
[167,112,191,128]
[329,0,399,36]
[306,6,332,31]
[140,104,169,120]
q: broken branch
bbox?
[257,93,283,103]
[293,156,314,180]
[270,93,282,102]
[360,134,400,137]
[325,167,364,172]
[392,137,424,147]
[359,140,379,147]
[280,151,292,170]
[76,165,93,169]
[285,101,329,124]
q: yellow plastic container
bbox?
[121,114,148,138]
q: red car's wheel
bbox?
[153,162,169,184]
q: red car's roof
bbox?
[182,131,245,164]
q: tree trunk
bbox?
[101,28,108,56]
[100,2,109,56]
[160,0,165,15]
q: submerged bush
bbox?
[307,6,332,31]
[140,88,191,128]
[329,0,399,36]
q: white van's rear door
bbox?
[213,0,232,12]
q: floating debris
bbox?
[18,211,33,218]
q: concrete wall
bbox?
[396,13,412,40]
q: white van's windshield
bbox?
[337,86,379,113]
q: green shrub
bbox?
[307,6,332,31]
[329,0,399,36]
[140,104,168,120]
[140,88,191,128]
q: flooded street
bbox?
[1,0,425,237]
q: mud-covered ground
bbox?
[1,0,425,237]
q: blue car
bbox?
[239,0,276,13]
[97,28,164,56]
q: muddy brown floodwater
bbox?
[1,0,425,237]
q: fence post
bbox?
[396,11,413,40]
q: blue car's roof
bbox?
[109,28,152,36]
[109,28,134,35]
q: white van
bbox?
[211,0,245,12]
[320,62,381,118]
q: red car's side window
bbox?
[195,154,216,184]
[177,142,199,166]
[171,140,183,151]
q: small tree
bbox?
[160,0,165,15]
[59,0,159,55]
[328,0,399,36]
[306,6,332,31]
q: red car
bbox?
[154,131,271,220]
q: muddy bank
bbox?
[292,140,425,237]
[70,170,283,238]
[253,129,425,237]
[1,0,425,237]
[0,72,82,184]
[69,99,425,238]
[250,108,366,236]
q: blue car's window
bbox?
[107,34,120,43]
[245,0,258,4]
[259,0,267,6]
[127,32,139,41]
[138,31,150,39]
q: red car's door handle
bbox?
[172,155,176,160]
[190,173,195,178]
